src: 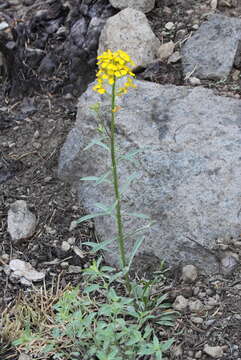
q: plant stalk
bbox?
[110,79,131,291]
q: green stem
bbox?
[110,79,126,268]
[110,78,131,291]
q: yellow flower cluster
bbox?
[93,49,137,95]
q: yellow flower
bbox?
[93,49,136,95]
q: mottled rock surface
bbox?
[58,80,241,274]
[181,14,241,80]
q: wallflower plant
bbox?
[78,49,152,288]
[11,50,176,360]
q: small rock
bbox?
[168,51,182,63]
[198,291,206,299]
[171,344,183,357]
[163,6,172,15]
[173,295,188,312]
[233,240,241,248]
[60,261,69,269]
[210,0,218,10]
[219,0,230,6]
[180,286,193,298]
[18,354,32,360]
[219,243,229,250]
[73,246,84,258]
[8,142,16,148]
[203,344,224,358]
[32,141,41,150]
[221,252,239,275]
[192,24,199,30]
[193,287,200,296]
[61,241,71,252]
[232,70,240,81]
[2,253,9,261]
[9,259,45,282]
[10,272,20,283]
[205,296,218,309]
[44,225,56,235]
[204,319,216,328]
[158,41,175,61]
[0,21,9,31]
[169,286,192,300]
[182,264,198,283]
[3,265,11,276]
[182,14,241,80]
[191,316,203,324]
[188,77,201,86]
[67,237,76,245]
[44,176,52,183]
[188,299,204,313]
[63,93,73,100]
[206,288,214,296]
[195,350,202,358]
[98,8,160,68]
[20,277,32,286]
[68,265,81,273]
[33,130,40,139]
[7,200,37,242]
[109,0,155,13]
[69,220,78,231]
[175,29,187,41]
[165,22,175,31]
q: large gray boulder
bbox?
[58,80,241,274]
[181,14,241,80]
[109,0,155,13]
[98,8,160,68]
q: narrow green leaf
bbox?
[96,170,112,185]
[155,350,163,360]
[83,239,113,252]
[83,137,110,152]
[94,202,117,217]
[94,139,110,151]
[75,212,108,224]
[155,293,169,305]
[120,172,139,194]
[80,172,111,185]
[160,338,175,352]
[128,236,145,269]
[80,176,100,181]
[94,202,111,212]
[120,148,146,161]
[138,346,154,356]
[153,335,160,347]
[101,265,115,272]
[83,284,100,293]
[156,320,175,327]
